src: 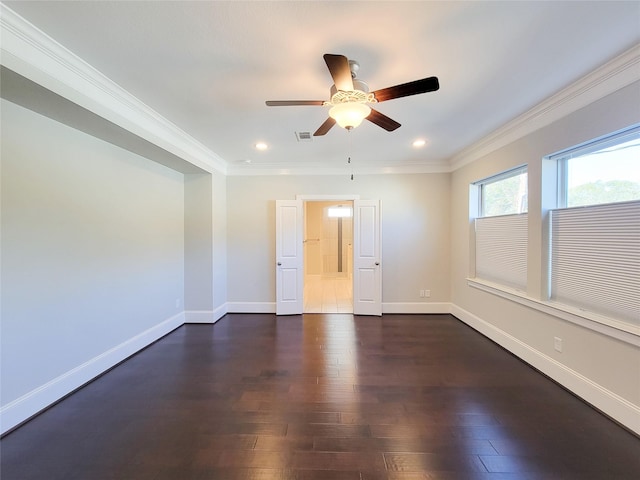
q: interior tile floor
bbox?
[304,275,353,313]
[1,313,639,480]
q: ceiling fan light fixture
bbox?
[266,53,439,136]
[329,102,371,130]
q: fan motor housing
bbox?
[330,79,370,97]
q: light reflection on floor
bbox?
[316,314,359,405]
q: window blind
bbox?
[550,200,640,325]
[475,213,528,290]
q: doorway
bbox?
[275,197,381,316]
[303,201,353,313]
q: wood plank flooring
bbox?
[1,313,639,479]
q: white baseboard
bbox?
[213,303,228,321]
[226,302,276,313]
[450,304,640,435]
[225,302,451,315]
[184,304,227,324]
[382,302,451,314]
[0,312,185,435]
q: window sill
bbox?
[467,278,640,347]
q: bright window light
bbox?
[327,206,352,218]
[556,126,640,208]
[475,166,528,217]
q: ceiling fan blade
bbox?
[313,117,336,136]
[372,76,439,103]
[367,108,401,131]
[265,100,325,106]
[323,54,354,91]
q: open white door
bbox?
[353,199,382,316]
[275,199,303,315]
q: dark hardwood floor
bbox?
[1,313,639,479]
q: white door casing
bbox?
[275,199,303,315]
[353,199,382,316]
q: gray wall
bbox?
[226,173,451,307]
[184,173,214,311]
[212,169,227,310]
[183,169,227,318]
[1,99,185,406]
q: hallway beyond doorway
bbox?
[303,199,354,314]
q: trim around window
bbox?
[467,277,639,347]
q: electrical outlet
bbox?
[554,336,562,353]
[175,298,181,308]
[419,290,425,297]
[424,290,431,298]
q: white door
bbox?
[275,199,303,315]
[353,199,382,315]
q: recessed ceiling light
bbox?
[412,139,427,148]
[255,142,268,150]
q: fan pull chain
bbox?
[347,129,354,180]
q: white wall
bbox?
[226,173,451,311]
[0,100,185,431]
[450,81,640,433]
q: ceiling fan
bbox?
[265,53,439,136]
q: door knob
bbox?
[277,262,282,266]
[375,262,380,266]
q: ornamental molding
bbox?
[449,44,640,171]
[0,4,227,175]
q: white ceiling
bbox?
[4,1,640,174]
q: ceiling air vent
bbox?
[295,131,313,142]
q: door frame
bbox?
[299,195,381,315]
[277,194,382,316]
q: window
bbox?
[548,125,640,326]
[468,126,639,339]
[479,165,528,217]
[472,166,528,291]
[557,125,640,208]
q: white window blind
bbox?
[550,200,640,325]
[475,213,528,290]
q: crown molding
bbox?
[0,4,227,175]
[226,162,452,176]
[449,44,640,171]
